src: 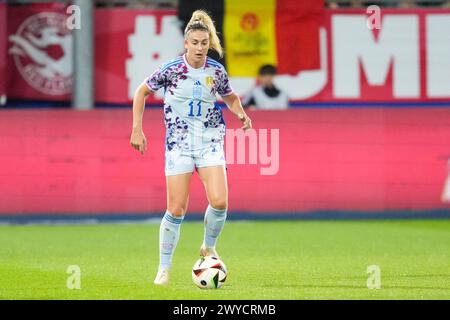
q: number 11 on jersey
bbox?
[188,100,202,117]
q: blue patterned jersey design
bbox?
[145,54,232,152]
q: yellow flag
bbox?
[224,0,277,77]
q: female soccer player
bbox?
[130,10,252,285]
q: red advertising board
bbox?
[5,7,450,104]
[1,108,450,215]
[6,4,72,101]
[306,9,450,104]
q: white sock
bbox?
[204,204,227,248]
[159,210,184,270]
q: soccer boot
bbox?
[200,243,220,259]
[153,268,170,286]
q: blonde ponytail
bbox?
[184,10,223,58]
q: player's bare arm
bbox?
[222,92,252,131]
[130,82,152,155]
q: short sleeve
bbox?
[216,68,233,97]
[144,67,166,92]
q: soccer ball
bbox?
[192,256,227,289]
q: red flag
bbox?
[276,0,323,75]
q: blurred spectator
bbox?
[242,64,289,110]
[352,0,363,7]
[361,1,398,7]
[327,1,341,8]
[399,0,417,7]
[415,0,445,6]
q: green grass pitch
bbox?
[0,220,449,300]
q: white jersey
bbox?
[145,54,233,152]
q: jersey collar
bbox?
[183,53,206,71]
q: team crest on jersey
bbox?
[205,76,214,88]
